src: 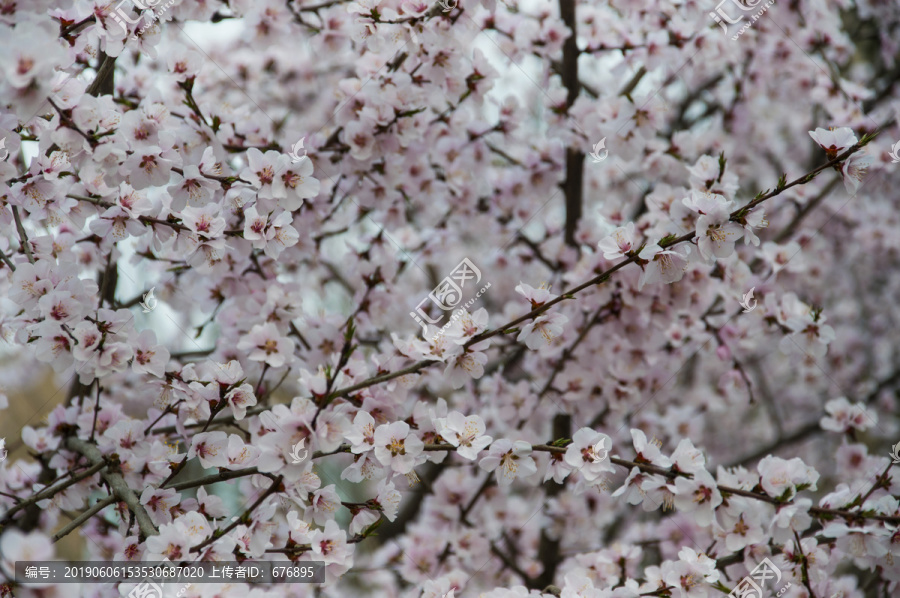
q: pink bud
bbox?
[716,344,731,361]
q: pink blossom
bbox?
[434,411,493,460]
[757,455,820,500]
[225,383,257,421]
[694,202,743,261]
[345,410,377,454]
[480,439,538,486]
[514,281,558,307]
[373,421,424,474]
[240,148,284,198]
[309,519,354,566]
[131,329,169,378]
[444,342,490,388]
[820,397,878,433]
[224,434,260,469]
[564,428,615,482]
[637,242,690,289]
[808,127,858,157]
[140,487,181,526]
[598,222,638,260]
[188,432,230,469]
[517,312,569,350]
[840,152,874,194]
[236,322,295,368]
[672,469,722,526]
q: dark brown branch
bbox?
[190,475,283,553]
[166,467,275,492]
[559,0,582,248]
[86,53,116,97]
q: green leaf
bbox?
[360,516,383,538]
[659,233,679,246]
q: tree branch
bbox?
[65,437,158,539]
[52,495,117,542]
[0,460,107,525]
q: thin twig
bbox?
[11,206,34,264]
[0,460,107,524]
[319,138,882,404]
[0,249,16,272]
[165,467,274,492]
[190,475,283,553]
[52,495,117,542]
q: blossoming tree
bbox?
[1,0,899,597]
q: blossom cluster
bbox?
[1,1,899,598]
